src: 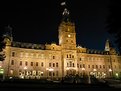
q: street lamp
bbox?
[109,69,112,77]
[46,68,49,79]
[93,69,97,77]
[82,68,85,77]
[24,66,27,79]
[46,68,54,80]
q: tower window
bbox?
[11,60,14,65]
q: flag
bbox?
[61,2,66,6]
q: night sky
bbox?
[0,0,113,50]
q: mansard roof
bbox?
[11,41,45,50]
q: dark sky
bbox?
[0,0,113,50]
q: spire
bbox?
[61,1,71,22]
[3,25,13,42]
[105,39,110,51]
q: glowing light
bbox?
[116,73,118,77]
[24,67,27,70]
[49,68,54,71]
[93,69,97,71]
[66,67,70,70]
[68,34,71,37]
[109,69,112,72]
[82,68,85,70]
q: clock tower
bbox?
[58,8,76,50]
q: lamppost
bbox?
[24,66,27,79]
[49,68,54,80]
[46,68,49,79]
[82,68,85,77]
[46,68,54,80]
[93,69,97,77]
[109,69,112,78]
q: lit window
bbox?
[10,69,13,75]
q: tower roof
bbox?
[61,1,71,22]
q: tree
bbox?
[0,28,6,61]
[106,0,121,54]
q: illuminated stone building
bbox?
[0,5,121,80]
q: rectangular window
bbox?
[31,62,33,66]
[73,63,74,67]
[53,56,55,59]
[53,72,55,76]
[77,64,79,68]
[67,55,68,58]
[96,65,98,69]
[20,61,22,66]
[49,72,51,76]
[49,63,51,67]
[109,65,110,68]
[25,61,28,66]
[56,71,58,76]
[36,62,38,66]
[115,65,116,68]
[11,60,14,65]
[92,65,94,68]
[103,65,105,69]
[69,54,71,58]
[80,64,82,68]
[41,62,43,67]
[100,65,102,68]
[53,63,55,67]
[83,64,85,68]
[56,63,58,67]
[88,65,90,68]
[12,52,15,57]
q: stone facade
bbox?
[0,7,121,80]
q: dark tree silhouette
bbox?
[107,0,121,53]
[0,28,5,61]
